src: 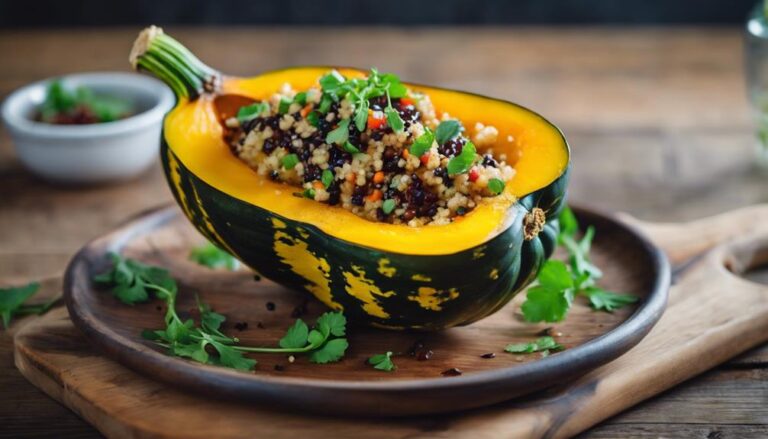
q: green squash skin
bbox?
[162,141,569,330]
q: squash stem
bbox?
[129,26,220,100]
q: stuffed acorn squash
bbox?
[130,26,570,330]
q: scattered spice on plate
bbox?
[291,300,308,318]
[416,350,433,361]
[266,301,276,311]
[234,321,248,331]
[274,364,285,371]
[441,367,462,377]
[253,274,262,281]
[288,355,295,363]
[480,352,496,359]
[256,321,265,329]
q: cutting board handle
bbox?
[617,204,768,265]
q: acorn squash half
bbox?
[130,27,570,330]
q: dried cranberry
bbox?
[303,165,321,183]
[439,138,465,157]
[269,170,280,181]
[263,138,277,154]
[482,154,498,168]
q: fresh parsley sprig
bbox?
[505,336,563,355]
[520,207,640,323]
[189,242,239,271]
[368,351,396,372]
[0,282,57,329]
[95,253,349,370]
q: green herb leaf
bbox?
[385,107,404,132]
[520,284,574,323]
[306,111,321,127]
[293,91,307,106]
[303,188,316,199]
[537,260,574,291]
[326,118,351,145]
[487,178,505,195]
[211,340,258,371]
[368,351,396,371]
[505,336,563,354]
[435,120,461,144]
[381,73,407,98]
[582,287,640,312]
[354,100,369,131]
[0,282,40,329]
[319,70,346,92]
[342,141,360,154]
[278,97,292,114]
[409,128,434,157]
[321,169,334,188]
[381,199,396,214]
[309,338,349,364]
[316,312,347,337]
[189,242,239,270]
[446,141,477,175]
[318,94,333,114]
[558,206,579,240]
[282,154,300,170]
[279,319,310,349]
[237,102,269,123]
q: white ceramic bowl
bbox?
[1,72,175,184]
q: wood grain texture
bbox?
[2,27,768,437]
[58,207,667,416]
[13,206,768,438]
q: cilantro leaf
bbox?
[409,128,434,157]
[319,70,345,92]
[282,153,300,170]
[368,351,396,371]
[385,107,404,132]
[558,206,579,240]
[211,340,258,371]
[237,102,269,123]
[189,242,239,270]
[354,99,369,131]
[0,282,40,328]
[279,319,310,349]
[278,97,291,114]
[342,141,360,154]
[316,311,347,337]
[537,260,574,291]
[321,169,334,188]
[435,120,461,144]
[487,178,505,195]
[505,336,563,354]
[309,338,349,364]
[521,284,573,323]
[306,111,320,127]
[326,118,351,145]
[583,287,640,312]
[447,141,477,175]
[381,199,396,214]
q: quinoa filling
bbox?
[225,69,515,226]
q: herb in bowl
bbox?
[37,80,132,125]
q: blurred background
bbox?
[1,0,767,277]
[0,0,759,26]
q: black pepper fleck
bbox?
[234,321,248,331]
[416,350,433,361]
[481,352,496,359]
[274,364,285,371]
[441,367,463,376]
[266,302,276,311]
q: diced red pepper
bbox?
[400,97,414,107]
[468,168,479,183]
[420,153,430,166]
[368,110,386,130]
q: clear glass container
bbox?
[745,2,768,168]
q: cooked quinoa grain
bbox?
[226,69,515,226]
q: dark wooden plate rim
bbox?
[64,205,670,414]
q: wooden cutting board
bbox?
[12,204,768,438]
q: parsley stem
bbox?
[232,345,315,353]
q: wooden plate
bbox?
[63,205,669,416]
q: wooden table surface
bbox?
[1,27,767,438]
